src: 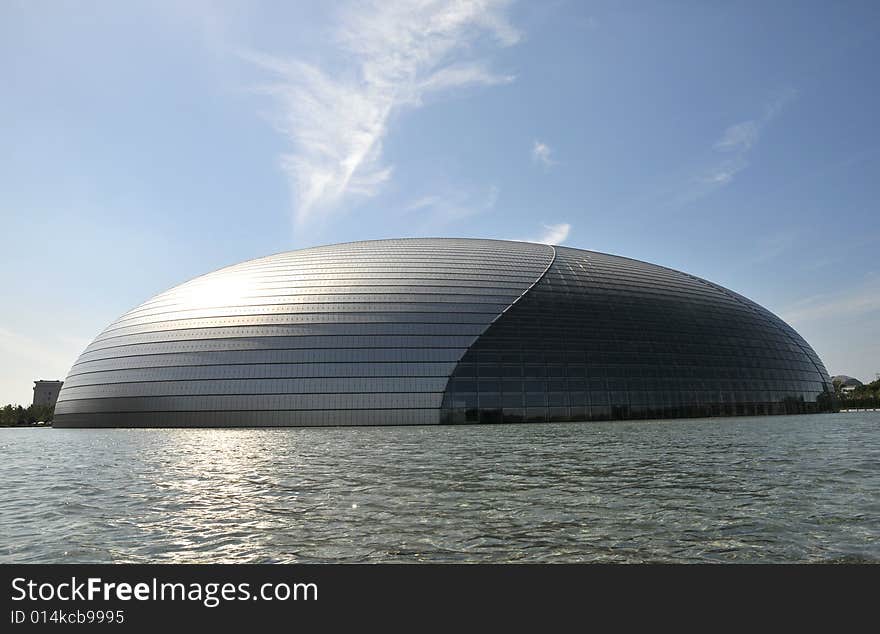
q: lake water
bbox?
[1,412,878,563]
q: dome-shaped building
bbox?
[53,238,834,427]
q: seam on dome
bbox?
[488,244,557,327]
[438,244,557,419]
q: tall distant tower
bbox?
[33,380,64,407]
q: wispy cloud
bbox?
[780,276,880,382]
[610,87,801,215]
[713,121,759,152]
[516,222,570,245]
[780,275,880,326]
[245,0,520,224]
[405,184,500,226]
[532,140,555,169]
[702,86,797,187]
[741,229,800,267]
[703,155,749,186]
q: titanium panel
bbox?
[54,238,553,427]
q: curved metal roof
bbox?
[54,238,832,427]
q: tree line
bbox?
[0,404,55,426]
[833,376,880,409]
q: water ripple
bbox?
[0,413,878,563]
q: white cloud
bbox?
[406,195,443,212]
[704,156,749,185]
[532,140,555,168]
[777,275,880,382]
[703,87,798,187]
[780,276,880,326]
[714,121,759,152]
[743,229,800,266]
[411,62,515,103]
[246,0,520,224]
[612,88,800,213]
[509,222,571,245]
[520,222,570,245]
[405,184,499,225]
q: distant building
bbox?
[32,380,64,407]
[832,375,863,394]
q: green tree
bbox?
[0,403,54,426]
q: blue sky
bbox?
[2,0,879,403]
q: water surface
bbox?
[1,413,878,563]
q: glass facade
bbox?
[441,246,834,424]
[54,239,834,427]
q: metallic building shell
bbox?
[54,238,833,427]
